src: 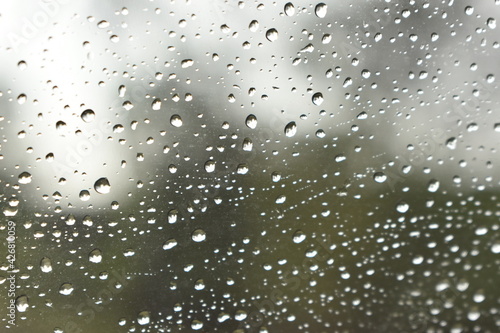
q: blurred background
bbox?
[1,0,500,332]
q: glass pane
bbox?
[1,1,499,332]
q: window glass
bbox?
[1,1,500,332]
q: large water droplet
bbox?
[396,201,409,213]
[94,177,111,194]
[40,257,52,273]
[151,98,161,110]
[266,28,278,42]
[315,3,328,18]
[245,114,257,129]
[192,229,206,242]
[170,115,183,127]
[81,109,95,123]
[284,2,295,16]
[59,283,74,296]
[89,249,103,263]
[163,238,178,250]
[16,295,29,312]
[18,172,32,184]
[373,172,387,183]
[205,160,216,173]
[427,179,440,192]
[312,92,324,106]
[284,121,297,137]
[137,311,151,325]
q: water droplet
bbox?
[122,101,134,110]
[315,129,325,138]
[237,164,249,175]
[18,172,32,184]
[89,249,103,263]
[151,98,161,110]
[97,20,109,28]
[396,201,409,213]
[266,28,278,42]
[249,20,259,32]
[81,109,95,122]
[205,160,216,173]
[275,195,286,204]
[18,60,27,70]
[40,257,52,273]
[465,6,474,15]
[284,121,297,137]
[446,137,457,150]
[16,295,29,312]
[17,94,27,104]
[118,85,126,97]
[487,17,496,29]
[170,115,183,127]
[59,283,74,296]
[467,307,481,321]
[242,138,253,151]
[194,279,205,290]
[491,241,500,254]
[293,230,306,243]
[181,59,194,68]
[163,238,178,250]
[427,179,440,192]
[272,172,282,182]
[312,92,324,106]
[284,2,295,16]
[191,320,204,330]
[315,3,328,18]
[192,229,206,242]
[94,177,111,194]
[137,311,151,325]
[79,190,90,201]
[168,209,178,224]
[373,172,387,183]
[245,114,257,129]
